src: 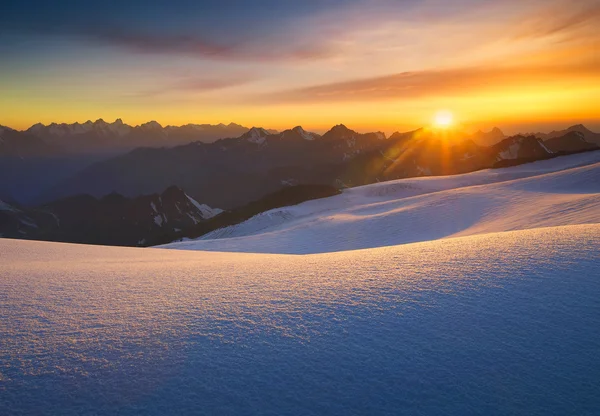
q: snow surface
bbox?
[1,225,600,415]
[162,151,600,254]
[2,151,600,414]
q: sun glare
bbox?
[433,110,454,128]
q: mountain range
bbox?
[0,184,339,246]
[1,119,599,247]
[0,120,274,204]
[0,186,222,246]
[47,122,590,209]
[25,119,270,154]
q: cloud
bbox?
[128,74,259,99]
[513,1,600,39]
[76,28,335,62]
[256,61,600,104]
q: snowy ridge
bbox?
[243,127,271,144]
[185,194,223,219]
[292,126,317,141]
[162,151,600,254]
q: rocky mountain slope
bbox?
[44,124,582,209]
[0,184,338,247]
[0,186,221,246]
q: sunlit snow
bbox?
[162,151,600,254]
[1,226,599,414]
[1,151,599,415]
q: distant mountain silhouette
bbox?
[533,124,600,146]
[41,124,584,208]
[25,119,271,153]
[0,125,62,157]
[2,120,599,247]
[1,120,277,204]
[543,131,598,153]
[3,119,599,212]
[469,127,506,146]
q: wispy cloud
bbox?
[513,1,600,39]
[256,61,600,104]
[126,73,259,99]
[76,28,336,62]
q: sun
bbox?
[433,110,454,128]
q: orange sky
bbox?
[1,0,599,133]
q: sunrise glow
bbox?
[0,1,599,133]
[433,111,454,128]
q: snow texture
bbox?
[1,151,600,415]
[163,151,600,254]
[1,225,600,415]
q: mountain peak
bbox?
[0,125,14,135]
[323,124,357,140]
[242,127,271,144]
[567,124,589,132]
[140,120,163,129]
[281,126,317,141]
[332,124,349,131]
[161,185,186,200]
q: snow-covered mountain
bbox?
[0,124,62,157]
[29,118,132,138]
[241,127,272,144]
[24,119,267,153]
[492,135,553,161]
[543,130,599,152]
[44,124,561,208]
[282,126,321,141]
[162,150,600,254]
[0,186,221,246]
[534,124,600,146]
[3,120,599,209]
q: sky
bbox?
[1,0,599,134]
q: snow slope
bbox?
[162,151,600,254]
[1,226,599,415]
